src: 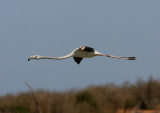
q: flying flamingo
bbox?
[28,46,136,64]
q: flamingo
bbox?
[28,46,136,64]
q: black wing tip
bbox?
[77,62,80,64]
[73,57,83,64]
[128,57,136,60]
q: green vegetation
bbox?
[1,76,160,113]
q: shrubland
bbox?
[0,76,160,113]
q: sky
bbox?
[0,1,160,95]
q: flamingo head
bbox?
[28,55,41,61]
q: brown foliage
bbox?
[0,76,160,113]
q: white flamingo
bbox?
[28,46,136,64]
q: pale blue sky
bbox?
[0,1,160,95]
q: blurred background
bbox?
[0,0,160,95]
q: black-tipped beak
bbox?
[28,58,30,61]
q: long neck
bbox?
[39,53,73,60]
[39,56,66,60]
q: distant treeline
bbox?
[0,76,160,113]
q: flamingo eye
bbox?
[34,55,40,59]
[34,55,38,59]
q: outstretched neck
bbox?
[38,52,74,60]
[39,56,68,60]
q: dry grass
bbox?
[0,76,160,113]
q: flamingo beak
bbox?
[28,58,31,61]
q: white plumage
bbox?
[28,46,136,64]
